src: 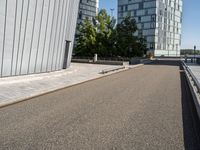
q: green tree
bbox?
[75,9,116,57]
[135,37,148,57]
[95,9,116,57]
[75,18,97,56]
[116,16,142,57]
[115,16,148,57]
[75,10,147,58]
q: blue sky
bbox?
[99,0,200,49]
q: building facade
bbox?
[77,0,99,24]
[0,0,79,77]
[118,0,183,56]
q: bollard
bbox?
[94,54,98,62]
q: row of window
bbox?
[119,1,182,13]
[78,10,96,20]
[119,2,155,12]
[80,0,97,6]
[148,43,180,51]
[78,0,98,20]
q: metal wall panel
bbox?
[2,0,15,76]
[0,0,6,77]
[0,0,80,77]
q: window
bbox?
[127,11,131,17]
[159,10,163,16]
[141,23,144,29]
[138,30,143,37]
[176,44,178,50]
[138,16,141,22]
[134,10,136,16]
[125,5,128,11]
[79,11,82,19]
[150,43,154,49]
[150,23,155,28]
[151,15,156,21]
[145,10,148,15]
[139,3,143,9]
[121,6,123,11]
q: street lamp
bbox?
[194,45,196,63]
[110,8,114,17]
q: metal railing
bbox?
[182,61,200,93]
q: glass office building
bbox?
[0,0,79,77]
[118,0,183,56]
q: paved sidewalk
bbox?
[0,63,142,107]
[185,63,200,83]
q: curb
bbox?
[101,66,126,74]
[0,63,145,108]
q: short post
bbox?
[94,54,98,62]
[185,55,187,63]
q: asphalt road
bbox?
[0,60,200,150]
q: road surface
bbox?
[0,60,200,150]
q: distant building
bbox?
[0,0,79,77]
[78,0,99,23]
[118,0,183,57]
[74,0,99,45]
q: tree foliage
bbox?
[181,49,200,55]
[75,18,97,56]
[74,9,147,58]
[95,9,116,57]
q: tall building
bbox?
[118,0,183,57]
[0,0,79,78]
[74,0,99,45]
[77,0,99,24]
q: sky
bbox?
[99,0,200,49]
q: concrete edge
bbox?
[0,63,145,109]
[101,66,126,74]
[182,61,200,120]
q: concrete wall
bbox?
[0,0,79,77]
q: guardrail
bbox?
[182,61,200,120]
[182,61,200,93]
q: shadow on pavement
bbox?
[145,60,200,149]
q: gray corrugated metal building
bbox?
[0,0,79,77]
